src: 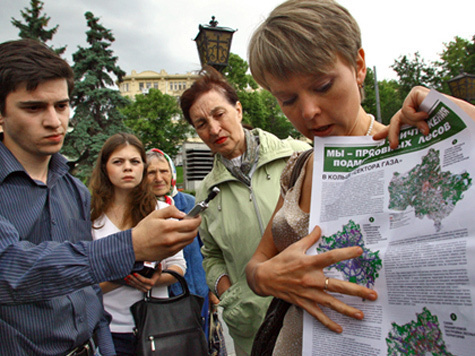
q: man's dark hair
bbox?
[0,39,74,115]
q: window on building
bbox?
[139,82,144,90]
[154,82,158,89]
[146,82,151,89]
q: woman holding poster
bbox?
[245,1,475,355]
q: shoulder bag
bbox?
[130,269,208,356]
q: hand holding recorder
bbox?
[185,187,220,218]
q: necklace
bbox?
[365,114,375,136]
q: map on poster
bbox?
[303,90,475,356]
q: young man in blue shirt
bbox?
[0,39,201,356]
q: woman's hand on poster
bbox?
[253,226,378,333]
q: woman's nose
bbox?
[208,119,221,135]
[123,161,132,171]
[300,93,321,121]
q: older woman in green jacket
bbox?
[180,66,310,355]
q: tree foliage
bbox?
[63,11,130,182]
[223,53,300,139]
[436,36,475,95]
[222,53,258,91]
[363,68,403,125]
[391,52,443,98]
[438,36,475,77]
[11,0,66,55]
[376,80,405,125]
[239,89,300,139]
[121,89,192,156]
[390,34,474,102]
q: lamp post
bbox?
[447,70,475,102]
[194,16,236,71]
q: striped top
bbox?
[0,138,136,356]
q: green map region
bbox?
[386,307,454,355]
[316,220,382,288]
[388,148,472,231]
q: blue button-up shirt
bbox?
[0,138,136,356]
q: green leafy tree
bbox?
[122,89,191,156]
[391,52,443,98]
[437,36,475,78]
[222,53,258,91]
[63,11,130,182]
[467,35,475,74]
[224,53,300,139]
[363,68,403,125]
[438,36,472,76]
[362,67,378,118]
[239,89,300,139]
[390,35,475,103]
[11,0,66,55]
[377,80,405,124]
[437,35,475,95]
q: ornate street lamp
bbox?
[447,70,475,102]
[194,16,236,71]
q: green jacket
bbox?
[196,128,310,353]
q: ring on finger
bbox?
[324,277,330,291]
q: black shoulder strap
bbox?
[251,148,313,356]
[289,148,313,189]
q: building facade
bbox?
[118,69,200,99]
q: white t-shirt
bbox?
[92,201,186,333]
